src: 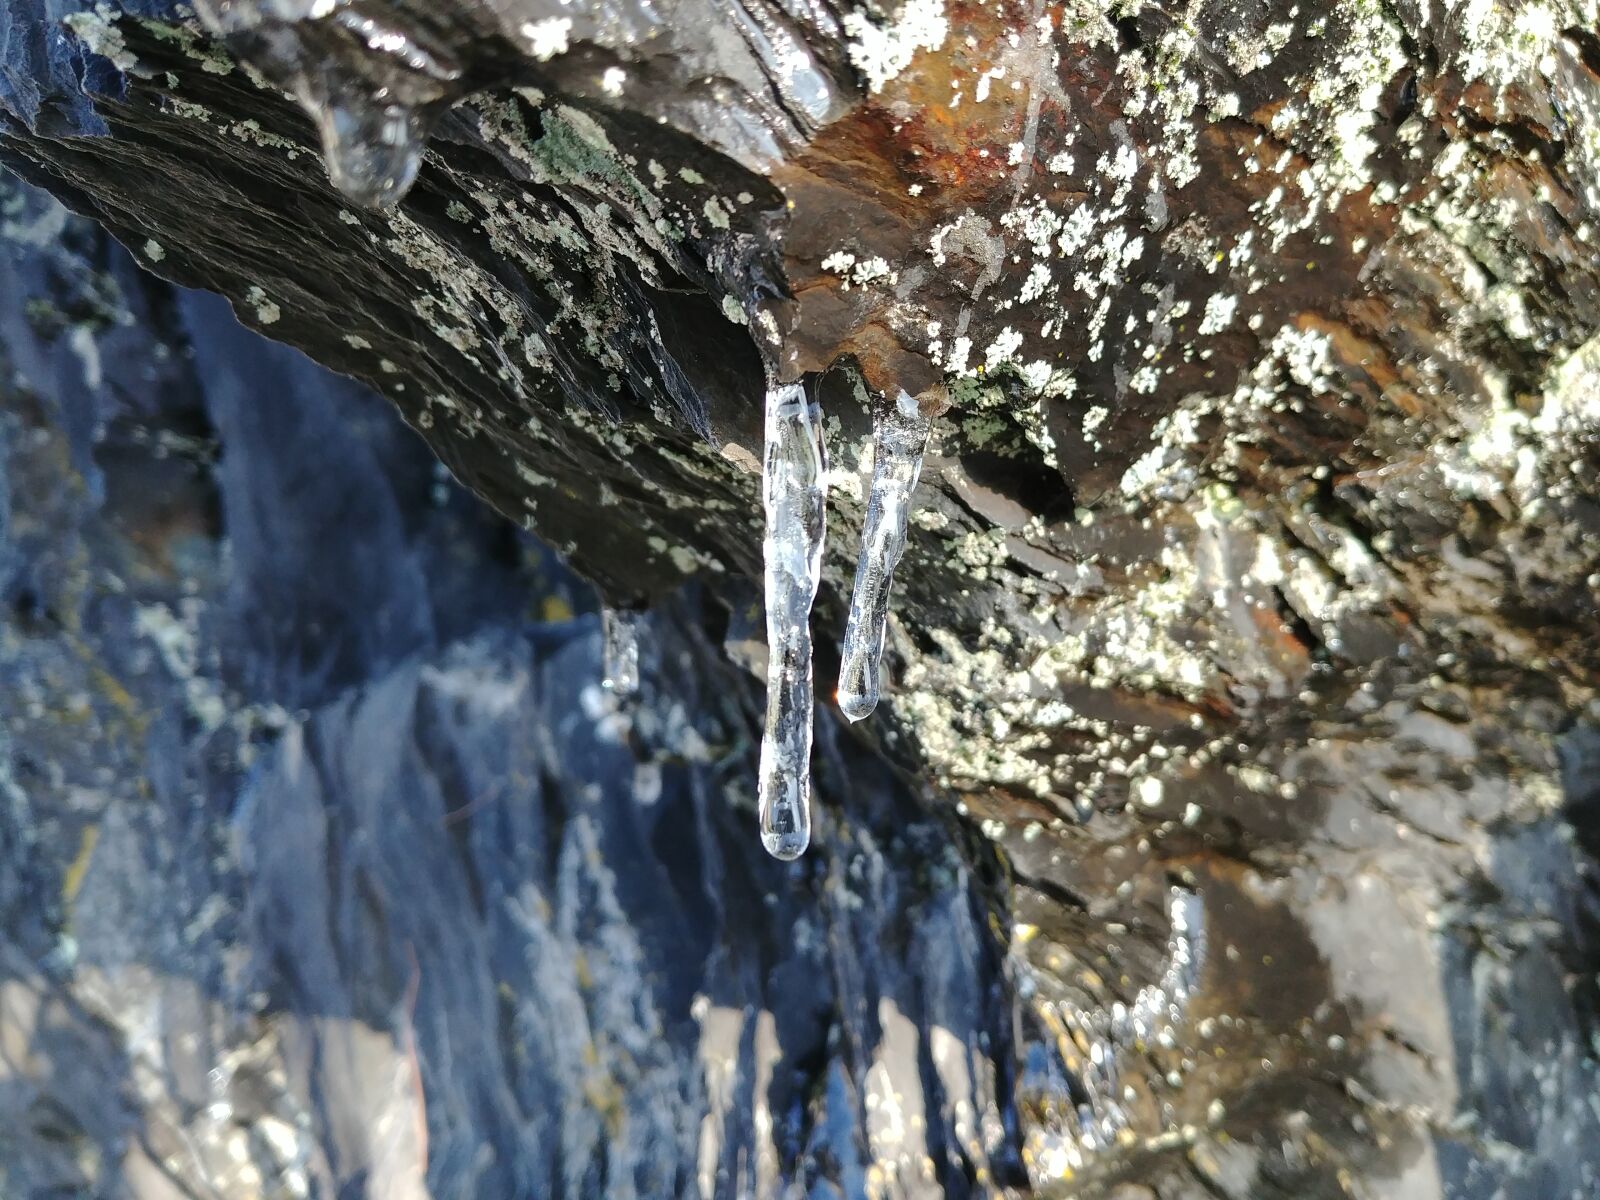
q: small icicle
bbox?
[837,390,930,721]
[758,381,828,860]
[314,97,426,210]
[191,0,460,211]
[600,608,641,698]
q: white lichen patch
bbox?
[820,250,900,290]
[245,286,280,324]
[64,9,139,73]
[1450,0,1570,88]
[1538,333,1600,439]
[1291,6,1408,196]
[1197,293,1237,336]
[843,0,950,93]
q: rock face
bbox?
[1,0,1599,1196]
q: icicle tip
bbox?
[835,674,878,722]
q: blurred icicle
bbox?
[601,608,641,698]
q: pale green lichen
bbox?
[64,9,139,73]
[244,286,280,324]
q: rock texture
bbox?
[1,0,1599,1196]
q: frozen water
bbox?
[758,381,828,860]
[837,390,929,721]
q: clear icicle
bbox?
[600,608,641,698]
[758,381,828,860]
[837,390,930,721]
[191,0,459,211]
[314,97,426,210]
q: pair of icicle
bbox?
[758,384,930,860]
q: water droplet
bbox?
[315,96,424,209]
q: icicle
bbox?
[313,97,426,210]
[758,381,828,860]
[837,390,930,721]
[192,0,459,210]
[600,608,641,698]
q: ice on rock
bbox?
[192,0,461,210]
[837,390,930,721]
[601,607,641,698]
[314,97,426,210]
[759,381,828,860]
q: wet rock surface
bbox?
[1,0,1599,1196]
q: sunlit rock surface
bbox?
[2,0,1600,1195]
